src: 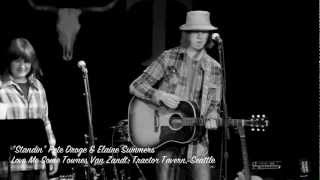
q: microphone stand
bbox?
[80,65,96,180]
[216,38,231,180]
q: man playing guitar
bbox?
[129,10,222,180]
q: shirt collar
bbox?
[1,74,39,91]
[177,46,210,71]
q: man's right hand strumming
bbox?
[154,90,181,109]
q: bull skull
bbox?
[28,0,119,61]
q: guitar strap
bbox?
[174,47,184,71]
[199,55,212,116]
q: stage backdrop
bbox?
[0,0,317,179]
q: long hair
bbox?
[180,31,215,50]
[4,38,43,78]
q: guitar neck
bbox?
[182,117,255,127]
[240,137,251,180]
[238,127,251,180]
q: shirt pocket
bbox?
[207,83,218,89]
[207,83,221,103]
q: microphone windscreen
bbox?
[78,60,86,68]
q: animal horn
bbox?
[27,0,57,12]
[81,0,119,12]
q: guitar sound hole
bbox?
[169,114,183,130]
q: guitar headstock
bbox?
[248,114,269,132]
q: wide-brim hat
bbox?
[179,10,217,31]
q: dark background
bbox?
[0,0,317,179]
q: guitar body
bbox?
[128,97,204,148]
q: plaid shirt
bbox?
[0,75,56,172]
[130,46,222,159]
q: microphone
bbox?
[212,33,222,43]
[78,60,88,73]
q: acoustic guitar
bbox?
[128,97,268,149]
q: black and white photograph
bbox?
[0,0,317,180]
